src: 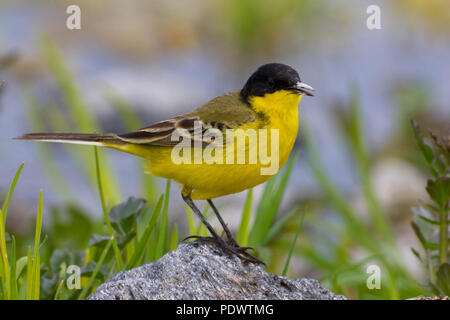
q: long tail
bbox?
[15,132,125,146]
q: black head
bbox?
[240,63,314,103]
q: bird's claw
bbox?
[183,235,265,266]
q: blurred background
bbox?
[0,0,449,299]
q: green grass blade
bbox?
[386,266,401,300]
[196,203,211,237]
[78,239,112,300]
[185,202,213,238]
[1,162,24,224]
[170,226,179,251]
[0,163,26,297]
[94,147,108,216]
[140,171,158,204]
[236,189,253,246]
[0,208,10,299]
[9,235,17,300]
[33,254,40,300]
[94,146,124,271]
[126,196,164,269]
[54,280,65,300]
[31,191,44,300]
[262,205,299,246]
[439,208,448,265]
[26,247,32,299]
[0,264,3,298]
[14,256,28,288]
[185,204,196,236]
[248,152,298,247]
[154,180,171,260]
[282,208,306,276]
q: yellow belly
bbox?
[143,135,295,199]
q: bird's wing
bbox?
[116,91,258,146]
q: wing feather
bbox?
[116,90,259,147]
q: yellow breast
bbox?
[248,90,300,168]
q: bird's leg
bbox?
[207,199,263,265]
[182,194,264,265]
[182,194,222,240]
[206,199,238,246]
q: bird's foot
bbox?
[183,235,265,266]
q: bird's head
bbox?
[240,63,314,104]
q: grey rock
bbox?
[88,241,346,300]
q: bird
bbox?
[17,63,314,265]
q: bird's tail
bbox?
[15,132,125,146]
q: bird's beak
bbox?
[290,81,314,96]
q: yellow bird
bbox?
[17,63,313,264]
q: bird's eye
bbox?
[267,78,275,88]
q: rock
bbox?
[408,296,449,300]
[87,241,346,300]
